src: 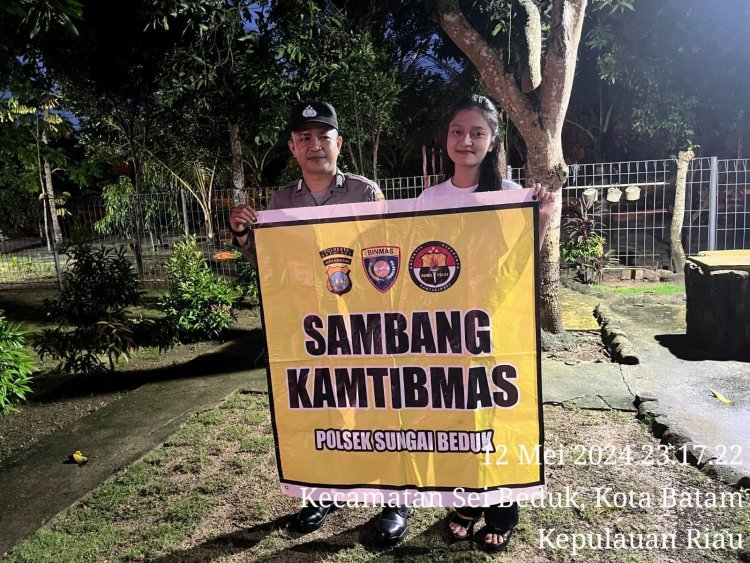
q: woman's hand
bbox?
[532,183,555,226]
[530,182,557,250]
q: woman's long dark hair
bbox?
[444,95,506,192]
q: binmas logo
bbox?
[361,246,400,292]
[408,241,461,292]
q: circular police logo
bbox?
[408,241,461,292]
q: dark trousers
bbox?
[455,502,518,529]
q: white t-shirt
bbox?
[418,177,522,200]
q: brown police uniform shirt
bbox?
[267,169,384,209]
[240,169,384,265]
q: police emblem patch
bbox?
[408,241,461,292]
[320,247,354,295]
[361,246,400,292]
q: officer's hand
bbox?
[230,204,259,234]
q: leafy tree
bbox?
[327,32,402,181]
[0,0,82,66]
[568,0,750,160]
[148,0,364,191]
[147,0,261,200]
[94,165,182,242]
[0,94,74,249]
[37,0,186,274]
[325,0,442,179]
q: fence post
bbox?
[43,193,63,291]
[708,156,718,251]
[180,188,189,236]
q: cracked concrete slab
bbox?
[542,361,633,408]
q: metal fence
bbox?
[0,162,747,288]
[561,158,750,268]
[0,174,444,288]
[564,160,673,268]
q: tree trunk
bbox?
[346,141,360,175]
[130,150,146,276]
[42,155,62,246]
[353,104,365,176]
[228,119,246,205]
[39,121,62,249]
[670,149,694,272]
[433,0,588,334]
[525,139,567,334]
[372,128,381,183]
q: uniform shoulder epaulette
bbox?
[278,179,299,192]
[343,172,379,189]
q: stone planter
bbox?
[685,251,750,357]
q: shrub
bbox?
[36,319,136,374]
[561,197,610,284]
[35,242,140,374]
[0,311,36,413]
[228,247,259,306]
[160,236,236,341]
[48,242,139,324]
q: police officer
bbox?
[230,101,384,266]
[229,101,409,545]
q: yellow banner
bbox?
[256,192,544,506]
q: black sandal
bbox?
[447,511,479,542]
[474,524,513,553]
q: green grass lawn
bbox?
[593,283,685,297]
[6,393,748,563]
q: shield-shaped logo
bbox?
[320,247,354,295]
[361,246,400,292]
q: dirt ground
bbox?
[543,329,611,364]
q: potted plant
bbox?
[561,197,609,284]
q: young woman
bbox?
[419,94,555,552]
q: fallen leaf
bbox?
[710,389,733,404]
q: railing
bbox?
[0,161,747,287]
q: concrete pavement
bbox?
[611,298,750,485]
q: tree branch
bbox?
[564,118,596,142]
[515,0,542,92]
[540,0,588,137]
[433,0,537,137]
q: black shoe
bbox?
[375,505,409,545]
[292,502,337,533]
